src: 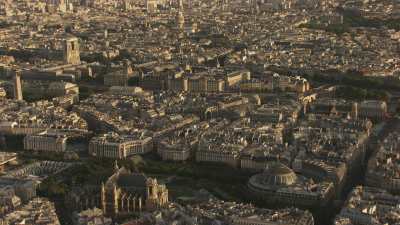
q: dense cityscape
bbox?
[0,0,400,224]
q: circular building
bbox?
[248,163,298,192]
[247,162,334,207]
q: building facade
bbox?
[23,132,67,152]
[89,133,153,159]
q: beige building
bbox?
[158,138,197,161]
[196,150,240,167]
[187,76,206,92]
[159,147,191,161]
[0,198,60,225]
[48,81,79,97]
[168,77,188,92]
[225,70,251,87]
[353,100,387,120]
[23,131,67,152]
[0,87,6,98]
[104,61,134,86]
[187,76,224,93]
[104,71,130,86]
[240,80,272,92]
[207,77,225,92]
[272,74,310,93]
[146,0,158,13]
[89,133,153,159]
[195,142,242,168]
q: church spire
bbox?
[114,160,119,172]
[179,0,184,10]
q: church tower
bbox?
[146,178,159,210]
[176,0,185,30]
[101,182,106,214]
[124,59,133,78]
[178,0,183,9]
[64,36,81,65]
[177,11,185,30]
[113,184,119,215]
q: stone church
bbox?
[66,163,169,217]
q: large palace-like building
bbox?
[67,164,169,217]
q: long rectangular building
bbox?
[89,132,153,159]
[23,131,67,152]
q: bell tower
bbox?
[113,184,119,215]
[176,0,185,30]
[101,182,106,214]
[146,178,159,210]
[64,36,81,65]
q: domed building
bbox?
[248,163,297,190]
[247,162,335,207]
